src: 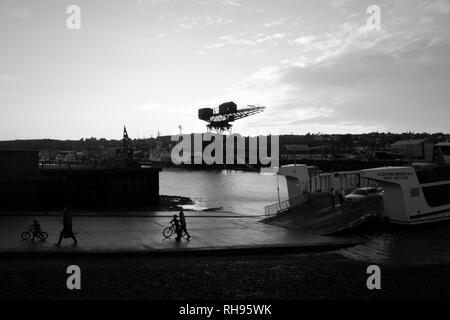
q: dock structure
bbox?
[263,193,382,235]
[0,151,161,209]
[262,163,383,234]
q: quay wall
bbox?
[0,167,161,209]
[0,151,39,178]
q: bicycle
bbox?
[21,225,48,241]
[162,223,186,239]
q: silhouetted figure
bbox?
[338,189,345,206]
[32,219,42,234]
[56,207,78,247]
[330,188,336,208]
[179,209,191,240]
[303,189,310,204]
[170,214,182,241]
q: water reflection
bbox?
[338,221,450,265]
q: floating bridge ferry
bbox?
[264,164,382,234]
[264,142,450,233]
[361,142,450,225]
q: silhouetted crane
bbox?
[198,102,266,133]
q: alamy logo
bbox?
[366,265,381,290]
[66,265,81,290]
[170,133,279,172]
[366,5,381,30]
[66,5,81,30]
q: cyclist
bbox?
[31,219,42,237]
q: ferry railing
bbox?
[264,195,305,218]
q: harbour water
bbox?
[160,168,450,265]
[160,168,289,216]
[338,222,450,266]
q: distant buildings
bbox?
[39,149,89,163]
[284,144,310,153]
[2,132,450,166]
[390,138,434,161]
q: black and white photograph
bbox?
[0,0,450,314]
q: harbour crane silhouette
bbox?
[198,101,266,133]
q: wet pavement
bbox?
[0,213,358,254]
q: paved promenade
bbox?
[0,212,358,254]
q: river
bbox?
[160,168,289,216]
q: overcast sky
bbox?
[0,0,449,139]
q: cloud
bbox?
[213,2,450,133]
[223,0,240,6]
[262,17,287,28]
[328,0,351,8]
[289,36,316,45]
[204,32,286,51]
[174,16,233,31]
[255,33,286,43]
[420,0,450,14]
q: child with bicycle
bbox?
[21,219,48,241]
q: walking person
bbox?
[55,207,78,247]
[330,187,336,208]
[179,209,191,240]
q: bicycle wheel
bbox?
[163,226,174,238]
[38,232,48,241]
[21,231,31,240]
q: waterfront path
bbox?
[0,213,358,255]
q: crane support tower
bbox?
[198,101,266,133]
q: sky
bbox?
[0,0,449,140]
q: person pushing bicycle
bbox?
[170,215,182,241]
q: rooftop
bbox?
[391,138,429,147]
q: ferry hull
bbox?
[361,166,450,226]
[389,209,450,225]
